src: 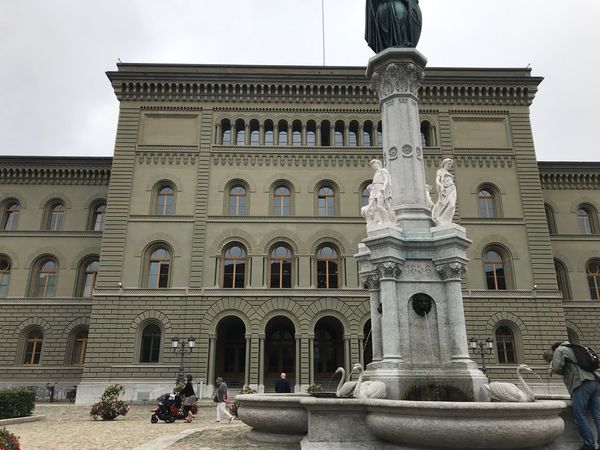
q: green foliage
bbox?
[0,427,21,450]
[173,383,185,395]
[306,384,322,393]
[228,385,257,417]
[0,390,36,420]
[90,384,129,421]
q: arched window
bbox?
[79,259,99,297]
[377,121,382,146]
[363,121,373,146]
[70,328,88,365]
[420,120,437,147]
[228,185,247,216]
[554,259,572,300]
[273,185,291,216]
[306,120,317,146]
[0,256,11,297]
[586,259,600,300]
[334,121,344,146]
[24,330,43,365]
[495,326,517,364]
[320,120,331,147]
[235,119,246,145]
[250,119,260,145]
[270,245,292,288]
[483,248,508,290]
[46,201,65,231]
[545,203,557,235]
[292,120,302,146]
[223,244,247,288]
[577,206,597,235]
[318,185,335,217]
[34,258,58,297]
[89,202,106,231]
[478,189,496,219]
[348,121,359,146]
[147,247,171,288]
[155,185,174,215]
[360,182,371,210]
[278,120,288,146]
[140,323,161,363]
[264,120,274,146]
[316,245,339,289]
[221,119,232,145]
[2,201,20,230]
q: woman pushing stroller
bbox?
[181,374,197,423]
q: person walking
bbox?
[547,341,600,450]
[274,372,292,393]
[214,376,235,423]
[181,374,197,422]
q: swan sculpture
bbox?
[352,363,386,399]
[484,364,540,402]
[334,366,357,398]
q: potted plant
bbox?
[0,427,20,450]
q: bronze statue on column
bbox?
[365,0,422,53]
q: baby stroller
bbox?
[151,393,182,423]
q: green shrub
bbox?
[90,384,129,421]
[0,390,36,420]
[0,427,21,450]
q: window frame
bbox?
[0,255,11,297]
[495,325,518,365]
[586,259,600,301]
[44,200,65,231]
[23,329,44,365]
[227,183,248,216]
[2,200,20,230]
[577,205,599,235]
[316,244,339,289]
[31,257,59,297]
[272,183,292,216]
[145,246,172,289]
[154,183,175,216]
[316,183,337,217]
[90,202,107,231]
[483,247,511,290]
[76,257,100,297]
[139,322,162,363]
[68,327,89,366]
[222,244,247,289]
[554,258,572,300]
[269,245,293,288]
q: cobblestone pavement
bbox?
[4,404,296,450]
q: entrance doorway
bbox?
[314,316,344,387]
[215,316,246,388]
[264,316,295,391]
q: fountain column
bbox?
[355,48,489,402]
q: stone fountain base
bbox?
[237,394,567,450]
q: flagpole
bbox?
[321,0,326,65]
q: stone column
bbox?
[343,124,349,146]
[231,124,237,145]
[244,333,251,387]
[343,335,351,373]
[358,124,364,146]
[377,262,403,362]
[364,274,383,363]
[216,123,222,145]
[207,334,217,391]
[258,334,265,392]
[301,124,307,146]
[316,124,322,146]
[245,124,251,146]
[259,124,265,146]
[274,123,279,146]
[358,335,364,365]
[367,48,431,231]
[308,334,315,385]
[295,336,301,391]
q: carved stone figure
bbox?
[365,0,422,53]
[352,363,387,399]
[361,159,395,229]
[334,367,357,398]
[483,364,539,402]
[431,158,456,226]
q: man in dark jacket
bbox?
[274,372,292,393]
[548,342,600,450]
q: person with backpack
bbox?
[547,341,600,450]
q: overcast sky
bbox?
[1,0,598,161]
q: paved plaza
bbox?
[4,404,299,450]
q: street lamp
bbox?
[469,337,494,374]
[172,336,196,385]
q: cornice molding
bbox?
[0,231,103,238]
[539,171,600,190]
[137,152,198,165]
[0,165,111,185]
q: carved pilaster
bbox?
[435,262,467,281]
[370,62,425,101]
[376,262,403,280]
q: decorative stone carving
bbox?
[401,144,413,157]
[431,158,457,226]
[137,152,198,165]
[435,262,467,280]
[360,159,395,230]
[376,262,402,280]
[388,146,398,160]
[370,62,424,100]
[404,263,434,280]
[361,274,381,291]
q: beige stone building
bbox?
[0,64,598,402]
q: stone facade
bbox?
[0,64,598,402]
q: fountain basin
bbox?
[365,399,567,449]
[236,393,309,443]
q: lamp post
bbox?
[171,336,196,385]
[469,337,494,374]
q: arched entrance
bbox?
[363,319,373,366]
[215,316,246,388]
[314,316,344,386]
[264,316,295,391]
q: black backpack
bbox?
[563,344,600,372]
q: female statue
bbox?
[431,158,456,226]
[365,0,422,53]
